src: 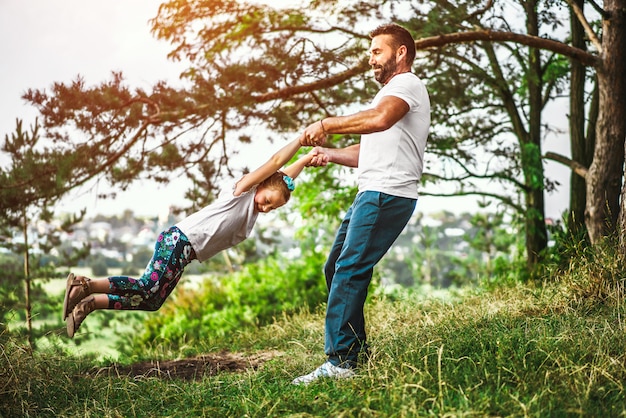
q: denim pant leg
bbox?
[324,212,350,291]
[324,191,416,367]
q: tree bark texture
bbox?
[612,0,626,249]
[586,0,626,245]
[523,0,548,266]
[568,0,590,234]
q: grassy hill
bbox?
[2,276,625,417]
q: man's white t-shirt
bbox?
[175,186,259,262]
[358,72,430,199]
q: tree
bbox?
[408,0,573,267]
[595,0,626,248]
[146,0,619,260]
[3,0,624,267]
[567,0,596,235]
[0,121,89,348]
[541,0,625,247]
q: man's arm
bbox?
[302,96,409,146]
[308,144,360,168]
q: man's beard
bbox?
[373,59,397,84]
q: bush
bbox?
[0,253,23,328]
[119,250,328,356]
[547,234,626,310]
[90,257,109,277]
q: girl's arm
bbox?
[234,136,302,196]
[282,149,315,180]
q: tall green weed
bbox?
[119,250,328,358]
[543,226,626,311]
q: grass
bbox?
[2,280,626,417]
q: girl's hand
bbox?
[306,147,329,167]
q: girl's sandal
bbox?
[66,295,96,338]
[62,273,91,320]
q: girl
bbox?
[63,137,311,338]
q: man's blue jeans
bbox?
[324,191,416,367]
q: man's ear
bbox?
[396,45,407,63]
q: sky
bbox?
[0,0,193,218]
[0,0,572,220]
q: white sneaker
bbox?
[292,361,356,385]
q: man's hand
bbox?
[301,121,327,147]
[306,147,330,167]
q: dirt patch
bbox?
[91,350,283,381]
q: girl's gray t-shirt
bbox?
[176,186,258,262]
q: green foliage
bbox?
[130,246,155,270]
[297,161,357,215]
[383,210,526,289]
[0,253,24,332]
[119,250,328,357]
[489,250,531,285]
[0,129,89,345]
[1,120,62,217]
[543,228,626,311]
[3,266,626,417]
[521,142,544,191]
[90,256,109,277]
[0,256,71,349]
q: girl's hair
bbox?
[258,170,292,203]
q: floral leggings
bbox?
[106,226,196,311]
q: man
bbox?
[293,23,430,385]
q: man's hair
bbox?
[370,23,416,64]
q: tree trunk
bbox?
[524,0,548,266]
[522,144,548,266]
[568,0,590,234]
[609,0,626,249]
[23,209,33,352]
[587,0,626,245]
